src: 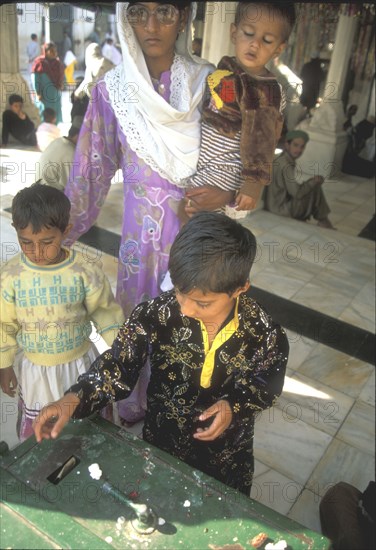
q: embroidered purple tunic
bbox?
[65,73,183,318]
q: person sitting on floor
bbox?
[342,115,375,179]
[1,94,37,147]
[36,107,61,152]
[264,129,335,229]
[38,116,84,191]
[319,481,375,550]
[343,104,358,132]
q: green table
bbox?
[0,416,330,549]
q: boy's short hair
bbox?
[9,94,24,105]
[12,183,71,233]
[169,212,257,296]
[43,108,56,123]
[235,2,296,42]
[31,33,37,40]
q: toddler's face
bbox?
[231,5,287,75]
[15,223,68,266]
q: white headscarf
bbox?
[104,2,213,185]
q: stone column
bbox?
[0,3,40,133]
[296,14,359,178]
[325,15,358,101]
[202,1,235,65]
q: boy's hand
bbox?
[0,366,18,397]
[33,393,80,443]
[193,399,233,441]
[185,186,235,215]
[235,193,257,211]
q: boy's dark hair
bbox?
[235,2,296,42]
[31,33,37,40]
[43,108,56,123]
[9,94,24,105]
[169,212,257,296]
[12,183,71,233]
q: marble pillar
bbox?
[0,3,40,136]
[325,15,359,102]
[201,1,235,65]
[296,15,359,177]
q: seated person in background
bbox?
[36,107,61,152]
[1,94,37,147]
[320,481,375,550]
[343,104,358,132]
[39,116,84,191]
[33,212,289,496]
[264,130,335,229]
[342,115,375,179]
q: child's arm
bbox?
[83,261,125,347]
[2,111,10,145]
[225,323,289,421]
[33,392,80,442]
[34,306,151,442]
[239,84,284,207]
[0,366,17,397]
[0,272,21,378]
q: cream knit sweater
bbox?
[0,249,124,368]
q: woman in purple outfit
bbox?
[64,2,232,423]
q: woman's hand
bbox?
[235,192,257,211]
[193,399,233,441]
[185,186,235,216]
[0,366,18,397]
[33,393,80,443]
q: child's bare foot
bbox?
[317,218,336,229]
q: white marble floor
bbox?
[0,136,374,536]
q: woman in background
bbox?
[31,42,65,124]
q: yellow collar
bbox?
[199,297,239,388]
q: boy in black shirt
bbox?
[2,94,37,146]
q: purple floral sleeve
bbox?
[65,80,120,245]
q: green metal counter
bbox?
[0,416,330,549]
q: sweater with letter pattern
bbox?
[0,248,124,369]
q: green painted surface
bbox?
[1,416,330,549]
